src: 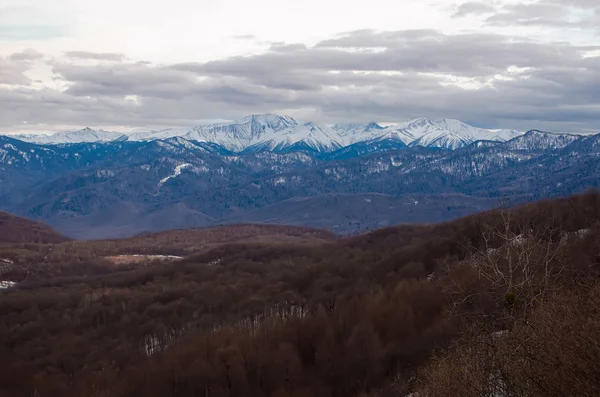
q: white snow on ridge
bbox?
[181,115,343,152]
[127,129,187,141]
[170,115,524,151]
[13,127,127,145]
[332,122,387,144]
[505,130,580,151]
[159,163,191,185]
[6,114,591,152]
[0,281,17,289]
[120,254,183,260]
[331,117,522,149]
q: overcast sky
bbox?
[1,0,599,133]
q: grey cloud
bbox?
[453,2,498,17]
[0,87,145,127]
[315,29,442,48]
[269,43,309,52]
[3,29,600,133]
[65,51,125,61]
[0,83,288,131]
[545,0,600,9]
[0,57,31,85]
[485,0,600,27]
[53,62,198,98]
[179,30,590,82]
[486,4,567,26]
[9,49,44,62]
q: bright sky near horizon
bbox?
[1,0,599,133]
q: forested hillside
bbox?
[1,193,600,396]
[3,129,600,238]
[0,211,68,244]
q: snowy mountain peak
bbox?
[366,122,384,131]
[331,122,387,145]
[237,114,298,128]
[405,117,433,128]
[175,114,341,152]
[433,118,471,130]
[8,114,586,152]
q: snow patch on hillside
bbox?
[159,163,191,185]
[0,281,17,289]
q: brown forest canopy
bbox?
[0,211,69,244]
[1,191,600,396]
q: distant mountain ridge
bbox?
[13,127,128,145]
[6,114,526,151]
[2,127,600,239]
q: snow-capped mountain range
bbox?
[13,127,128,145]
[2,126,600,239]
[7,114,525,151]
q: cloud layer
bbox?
[1,0,599,133]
